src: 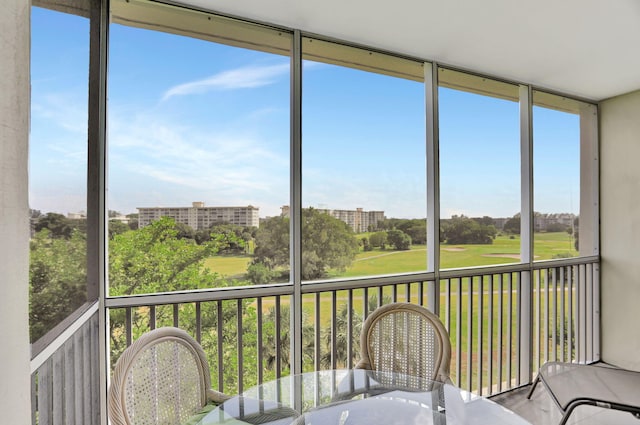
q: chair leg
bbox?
[526,375,540,400]
[559,403,581,425]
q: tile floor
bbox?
[493,385,640,425]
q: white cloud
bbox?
[162,63,289,101]
[107,107,289,215]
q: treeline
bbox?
[28,212,372,393]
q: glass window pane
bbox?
[438,68,520,268]
[533,91,587,259]
[301,38,426,281]
[29,6,89,342]
[108,0,291,295]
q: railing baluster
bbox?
[275,296,282,378]
[534,269,540,370]
[149,305,156,330]
[195,302,201,343]
[52,350,63,425]
[560,266,566,362]
[363,287,369,318]
[544,267,549,363]
[578,264,586,363]
[173,304,179,328]
[217,300,224,392]
[257,297,263,385]
[456,277,462,388]
[39,359,52,425]
[507,273,512,388]
[314,293,321,371]
[467,276,473,392]
[237,299,243,393]
[477,275,483,395]
[64,340,75,425]
[516,272,522,387]
[347,289,353,369]
[497,273,503,393]
[445,278,451,332]
[568,265,573,361]
[593,263,601,361]
[585,265,595,362]
[331,291,337,370]
[488,274,493,395]
[125,307,132,347]
[552,267,557,362]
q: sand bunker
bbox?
[443,247,466,252]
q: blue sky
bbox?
[30,7,581,220]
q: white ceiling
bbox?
[177,0,640,102]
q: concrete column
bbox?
[0,0,32,423]
[600,89,640,370]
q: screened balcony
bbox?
[5,0,640,425]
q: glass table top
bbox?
[197,369,531,425]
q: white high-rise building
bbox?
[138,202,260,229]
[280,206,385,233]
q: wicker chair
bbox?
[356,302,452,389]
[108,327,230,425]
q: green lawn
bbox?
[201,232,575,388]
[204,232,577,280]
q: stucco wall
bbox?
[600,89,640,370]
[0,0,31,422]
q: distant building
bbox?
[493,217,508,230]
[67,211,86,220]
[281,206,385,233]
[138,202,260,230]
[534,213,576,232]
[109,215,130,224]
[493,213,576,232]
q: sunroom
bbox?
[3,0,640,424]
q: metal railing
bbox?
[30,302,100,425]
[29,257,599,424]
[107,256,599,398]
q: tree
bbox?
[29,229,87,341]
[404,225,427,245]
[387,229,412,250]
[320,304,362,369]
[175,222,196,240]
[442,215,496,244]
[546,222,567,232]
[246,262,276,285]
[253,215,290,271]
[503,215,521,235]
[107,217,249,382]
[473,216,494,226]
[108,217,237,295]
[210,224,247,253]
[369,231,388,248]
[300,208,360,279]
[108,220,130,238]
[126,213,139,230]
[261,306,315,373]
[34,212,75,239]
[252,209,360,280]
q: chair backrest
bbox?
[108,327,212,425]
[356,302,451,387]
